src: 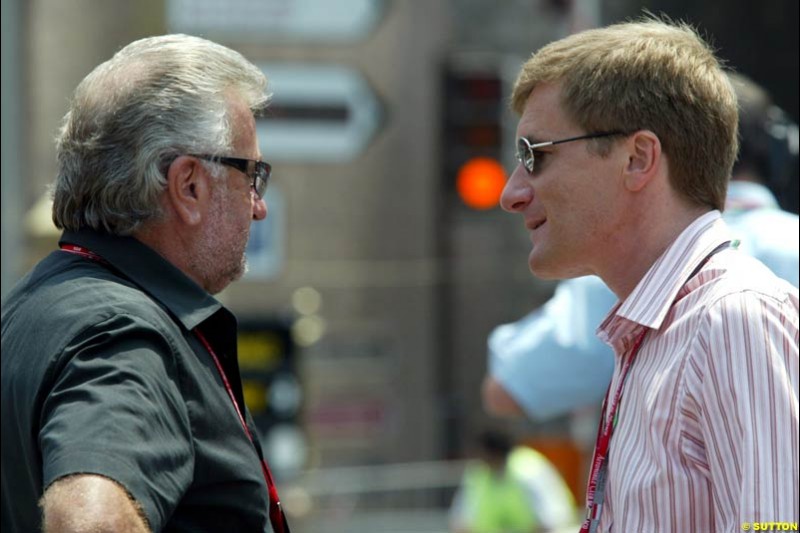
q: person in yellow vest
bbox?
[449,430,577,533]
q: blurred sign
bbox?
[244,185,285,280]
[303,334,394,440]
[257,63,383,162]
[306,397,386,437]
[237,318,305,476]
[167,0,385,43]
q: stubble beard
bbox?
[194,189,250,295]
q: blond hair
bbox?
[511,19,738,211]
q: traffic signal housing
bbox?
[442,61,507,210]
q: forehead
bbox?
[227,94,260,157]
[516,82,576,139]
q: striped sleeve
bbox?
[696,290,799,525]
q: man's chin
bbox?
[208,260,248,295]
[528,251,558,280]
[529,264,561,280]
[227,259,248,286]
[528,252,575,280]
[529,259,592,281]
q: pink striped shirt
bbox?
[594,210,799,532]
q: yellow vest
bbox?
[462,461,537,533]
[462,447,577,533]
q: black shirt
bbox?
[1,229,274,532]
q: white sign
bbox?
[244,185,285,281]
[257,63,382,162]
[167,0,384,43]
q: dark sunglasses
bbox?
[191,154,271,199]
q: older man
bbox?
[1,35,288,532]
[499,19,798,532]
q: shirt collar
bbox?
[59,228,226,331]
[598,211,732,351]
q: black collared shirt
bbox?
[1,229,273,532]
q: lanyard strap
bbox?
[579,328,648,533]
[60,243,289,533]
[60,243,109,265]
[194,330,288,533]
[579,240,732,533]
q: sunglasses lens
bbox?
[254,163,271,198]
[517,139,534,174]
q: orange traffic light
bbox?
[456,157,506,209]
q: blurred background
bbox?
[2,0,797,531]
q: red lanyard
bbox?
[579,327,648,533]
[194,330,288,533]
[578,240,732,533]
[60,243,109,264]
[60,243,289,533]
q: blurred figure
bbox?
[495,18,797,531]
[1,35,288,533]
[449,430,576,533]
[482,72,800,422]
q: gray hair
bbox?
[52,34,269,235]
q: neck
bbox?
[134,221,206,290]
[597,195,711,301]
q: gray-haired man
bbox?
[2,34,288,533]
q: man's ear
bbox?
[165,156,211,226]
[623,130,661,192]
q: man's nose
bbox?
[499,165,533,213]
[253,196,268,220]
